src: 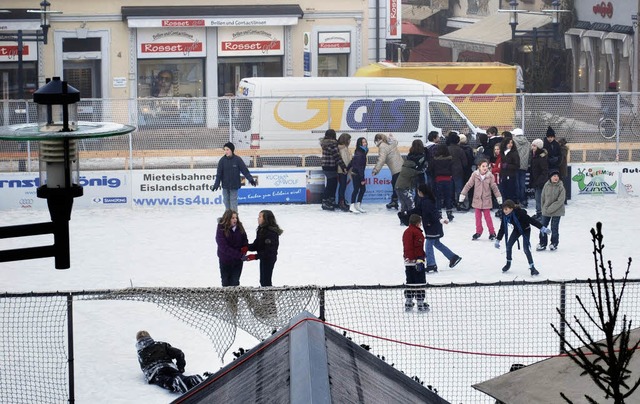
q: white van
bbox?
[232,77,483,149]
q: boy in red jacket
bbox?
[402,214,429,312]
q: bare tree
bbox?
[551,222,639,403]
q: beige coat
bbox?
[461,169,501,209]
[338,144,352,175]
[372,137,403,175]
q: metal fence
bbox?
[1,92,639,173]
[2,280,640,403]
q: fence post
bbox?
[67,293,75,403]
[559,283,566,354]
[319,288,325,321]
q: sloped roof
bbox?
[172,311,449,404]
[473,327,640,403]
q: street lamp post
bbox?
[0,77,135,270]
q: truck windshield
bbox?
[429,101,472,135]
[233,98,252,132]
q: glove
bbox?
[440,218,449,225]
[494,240,500,249]
[541,226,551,235]
[458,194,466,203]
[416,259,426,272]
[249,179,257,187]
[497,196,503,205]
[212,185,219,192]
[245,254,257,261]
[241,246,248,255]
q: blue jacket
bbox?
[213,154,254,190]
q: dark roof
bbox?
[172,311,449,404]
[121,5,304,20]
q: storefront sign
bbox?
[386,0,401,39]
[0,42,37,62]
[318,32,351,54]
[127,17,299,28]
[218,27,284,56]
[592,2,613,18]
[137,28,206,59]
[0,22,41,32]
[303,32,311,77]
[575,0,633,25]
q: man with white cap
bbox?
[511,128,530,207]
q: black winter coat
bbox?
[544,138,562,169]
[497,207,543,242]
[351,146,368,177]
[136,337,186,382]
[213,154,254,191]
[500,149,520,177]
[448,144,468,179]
[411,197,444,239]
[530,149,549,188]
[429,155,453,178]
[248,225,282,261]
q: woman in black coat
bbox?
[499,138,520,203]
[530,139,549,219]
[246,210,283,287]
[428,143,455,222]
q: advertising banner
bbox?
[0,171,131,211]
[568,162,640,198]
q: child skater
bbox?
[494,199,550,276]
[402,214,429,312]
[537,169,566,251]
[412,183,462,273]
[459,158,502,241]
[245,210,283,287]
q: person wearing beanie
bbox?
[511,128,531,207]
[543,126,561,170]
[536,169,565,252]
[212,141,256,211]
[530,139,548,219]
[135,331,204,393]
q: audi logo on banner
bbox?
[19,198,34,208]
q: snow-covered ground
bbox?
[2,196,638,403]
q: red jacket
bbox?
[403,224,425,261]
[491,154,502,184]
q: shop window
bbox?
[318,54,348,77]
[137,59,204,98]
[217,56,282,97]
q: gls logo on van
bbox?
[0,176,122,188]
[274,98,420,132]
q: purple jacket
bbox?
[216,224,248,264]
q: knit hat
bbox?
[548,169,560,179]
[546,126,556,137]
[532,139,544,149]
[512,128,524,136]
[223,142,235,153]
[136,330,150,341]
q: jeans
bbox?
[390,172,400,202]
[539,216,561,246]
[435,179,453,211]
[425,237,455,267]
[222,188,239,211]
[351,174,366,203]
[337,173,348,203]
[220,260,243,286]
[323,169,338,202]
[534,186,543,217]
[452,176,464,202]
[505,230,533,265]
[517,169,528,205]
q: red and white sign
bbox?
[218,27,284,56]
[161,20,206,27]
[127,17,299,28]
[0,42,37,62]
[386,0,401,39]
[318,32,351,54]
[136,28,206,59]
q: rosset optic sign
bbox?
[318,32,351,54]
[218,26,284,56]
[137,28,206,58]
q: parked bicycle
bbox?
[598,103,640,140]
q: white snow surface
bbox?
[1,197,638,403]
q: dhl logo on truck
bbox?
[274,98,419,131]
[437,84,512,103]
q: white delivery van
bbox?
[232,77,483,149]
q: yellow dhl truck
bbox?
[355,62,517,131]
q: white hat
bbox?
[532,139,544,149]
[512,128,524,136]
[458,134,468,144]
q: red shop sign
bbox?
[593,1,613,18]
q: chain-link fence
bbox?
[2,280,640,403]
[2,92,639,173]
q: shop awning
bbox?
[439,13,552,54]
[122,5,304,27]
[401,22,437,37]
[563,28,585,50]
[604,32,632,57]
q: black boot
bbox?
[446,210,454,222]
[398,211,410,226]
[338,199,350,212]
[502,261,511,272]
[386,200,399,210]
[321,198,335,211]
